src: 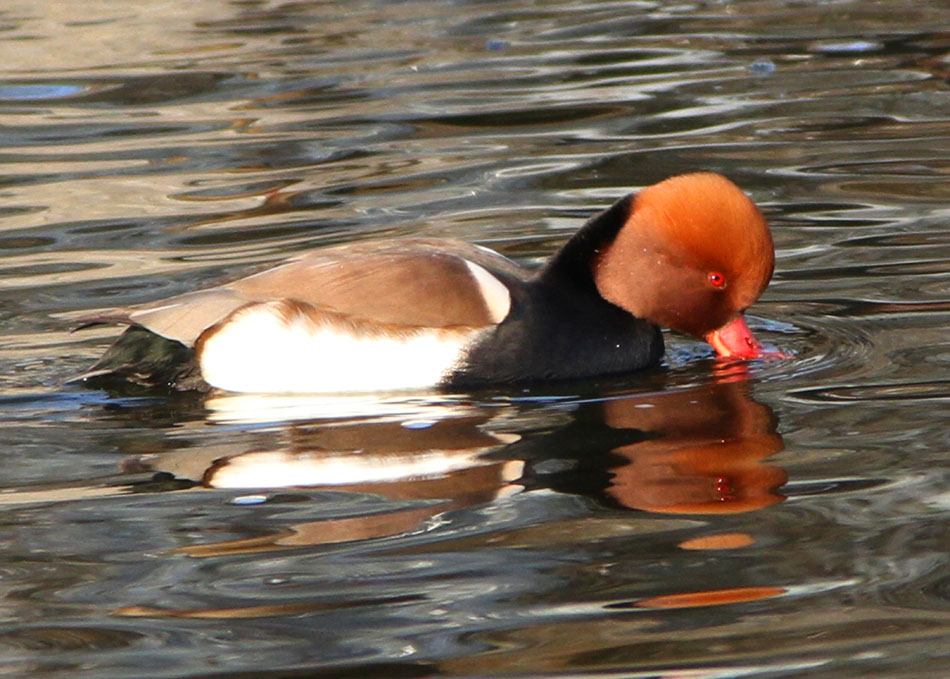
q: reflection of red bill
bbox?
[705,314,788,359]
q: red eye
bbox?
[708,271,726,288]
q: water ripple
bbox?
[2,2,949,679]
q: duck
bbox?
[73,172,778,394]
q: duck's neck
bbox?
[539,194,633,294]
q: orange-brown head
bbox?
[594,173,775,358]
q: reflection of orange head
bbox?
[609,437,786,514]
[601,378,786,514]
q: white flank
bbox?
[199,302,483,393]
[463,260,511,323]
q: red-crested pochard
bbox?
[74,173,778,393]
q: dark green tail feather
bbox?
[69,326,210,393]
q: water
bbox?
[1,1,948,677]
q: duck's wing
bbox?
[230,239,516,330]
[76,239,521,347]
[76,288,251,347]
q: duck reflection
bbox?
[520,372,787,515]
[123,371,785,557]
[123,404,524,555]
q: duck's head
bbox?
[594,173,776,358]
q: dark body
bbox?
[453,272,663,386]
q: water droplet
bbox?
[748,58,776,74]
[231,494,268,505]
[401,419,436,430]
[0,83,87,100]
[812,40,881,54]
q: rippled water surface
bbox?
[1,1,949,677]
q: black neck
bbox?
[539,194,633,293]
